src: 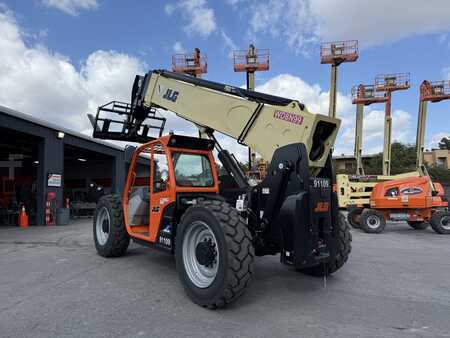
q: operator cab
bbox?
[123,134,218,248]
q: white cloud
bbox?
[42,0,98,16]
[220,30,237,57]
[236,0,450,54]
[426,132,450,150]
[442,67,450,80]
[225,0,245,5]
[173,41,186,54]
[249,0,318,55]
[311,0,450,48]
[165,0,217,38]
[164,4,175,15]
[0,7,145,133]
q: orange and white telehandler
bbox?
[90,70,351,308]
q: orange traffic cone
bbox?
[19,205,29,228]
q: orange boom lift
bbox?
[346,80,450,234]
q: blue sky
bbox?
[1,0,450,159]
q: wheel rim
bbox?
[96,207,110,245]
[441,216,450,230]
[366,215,380,229]
[182,221,219,288]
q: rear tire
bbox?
[360,209,386,234]
[176,199,254,309]
[347,207,362,229]
[299,213,352,277]
[93,194,130,257]
[430,210,450,234]
[407,221,429,230]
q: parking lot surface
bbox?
[1,220,450,337]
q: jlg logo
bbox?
[158,84,179,102]
[163,89,179,102]
[314,202,329,213]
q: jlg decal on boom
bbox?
[158,84,179,102]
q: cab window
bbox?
[172,153,214,187]
[400,187,423,195]
[385,187,399,197]
[153,148,169,193]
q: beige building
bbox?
[333,154,376,173]
[423,149,450,169]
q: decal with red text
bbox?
[273,110,304,125]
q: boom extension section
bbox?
[93,70,340,171]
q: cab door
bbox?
[149,144,173,242]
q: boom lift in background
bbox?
[172,48,207,78]
[351,84,389,175]
[233,44,269,170]
[320,40,358,119]
[374,73,410,176]
[338,78,449,234]
[416,80,450,177]
[90,68,351,308]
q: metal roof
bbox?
[0,104,125,152]
[333,154,377,160]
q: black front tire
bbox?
[93,194,130,257]
[299,213,352,277]
[407,221,429,230]
[360,209,386,233]
[430,210,450,234]
[176,199,254,309]
[347,207,362,229]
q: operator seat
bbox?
[128,187,150,225]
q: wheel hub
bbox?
[367,215,380,229]
[182,221,220,288]
[102,219,109,233]
[195,239,217,267]
[95,207,110,246]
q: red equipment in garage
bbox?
[46,192,56,225]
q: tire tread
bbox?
[93,194,130,257]
[178,199,254,309]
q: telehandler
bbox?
[90,70,351,308]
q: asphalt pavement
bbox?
[0,219,449,337]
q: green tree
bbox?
[438,136,450,150]
[428,166,450,184]
[365,142,416,175]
